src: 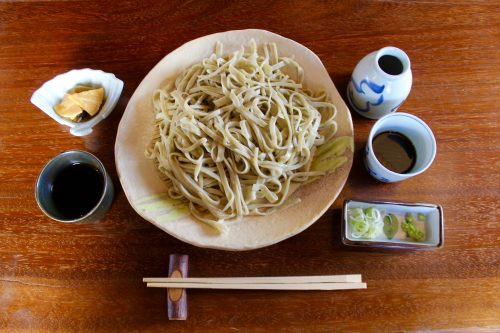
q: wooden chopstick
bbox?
[146,282,366,290]
[143,274,362,284]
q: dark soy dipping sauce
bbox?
[372,131,416,174]
[51,163,104,219]
[378,55,404,75]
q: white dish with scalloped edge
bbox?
[31,68,123,136]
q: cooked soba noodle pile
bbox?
[146,40,338,231]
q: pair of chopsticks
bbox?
[143,274,366,290]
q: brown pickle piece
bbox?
[54,86,104,121]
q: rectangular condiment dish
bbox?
[341,199,444,249]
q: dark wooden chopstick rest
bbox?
[167,254,189,320]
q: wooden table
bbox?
[1,1,499,332]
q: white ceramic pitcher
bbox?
[347,46,412,119]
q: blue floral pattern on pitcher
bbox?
[348,78,385,113]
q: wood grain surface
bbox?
[0,0,499,332]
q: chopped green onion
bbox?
[418,213,426,221]
[348,207,383,239]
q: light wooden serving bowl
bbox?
[115,29,353,251]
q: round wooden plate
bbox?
[115,29,353,250]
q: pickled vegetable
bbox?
[54,86,104,122]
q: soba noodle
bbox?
[146,40,339,231]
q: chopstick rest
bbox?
[167,254,188,320]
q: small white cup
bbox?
[364,112,436,182]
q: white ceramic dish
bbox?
[342,199,444,249]
[31,68,124,136]
[115,29,353,251]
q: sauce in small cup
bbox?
[364,112,436,182]
[35,150,114,223]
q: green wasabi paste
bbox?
[402,213,425,241]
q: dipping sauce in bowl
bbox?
[372,131,416,174]
[35,150,114,223]
[51,162,104,219]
